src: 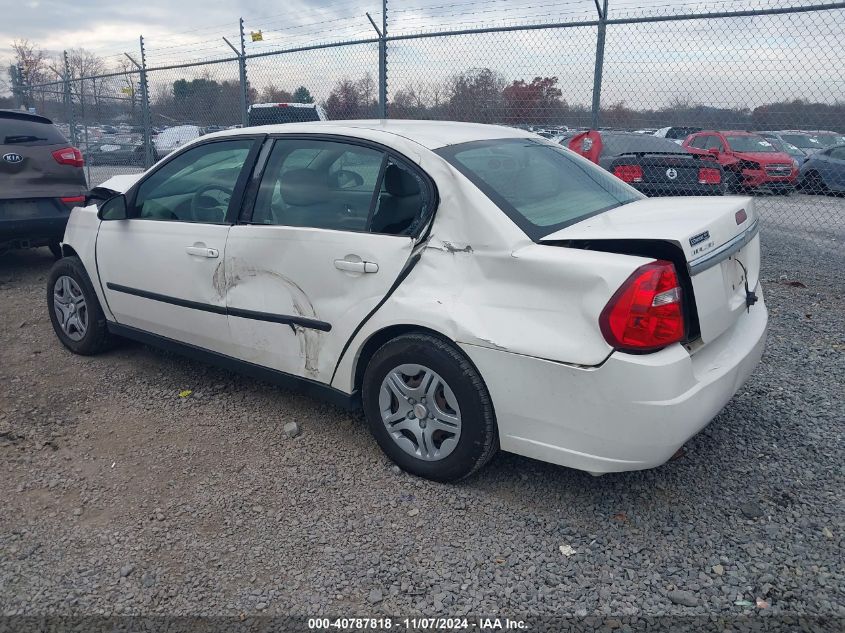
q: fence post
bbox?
[139,36,153,168]
[239,18,249,127]
[590,0,609,130]
[63,51,78,147]
[379,0,388,118]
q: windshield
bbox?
[438,138,642,240]
[780,133,824,149]
[814,133,845,147]
[766,137,804,157]
[725,135,777,153]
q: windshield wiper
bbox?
[4,135,47,144]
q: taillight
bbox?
[613,164,643,183]
[698,167,721,184]
[52,147,84,168]
[599,260,685,353]
[60,195,86,208]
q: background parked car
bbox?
[247,102,327,126]
[0,110,86,257]
[684,130,798,193]
[758,132,811,164]
[153,125,204,157]
[653,126,702,143]
[799,143,845,194]
[563,130,725,195]
[86,135,152,166]
[759,130,825,159]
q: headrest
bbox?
[384,164,421,198]
[279,168,330,206]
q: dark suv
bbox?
[1,110,86,257]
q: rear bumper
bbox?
[460,287,768,474]
[0,199,72,244]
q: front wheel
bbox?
[362,333,498,482]
[47,256,114,355]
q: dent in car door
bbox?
[96,138,258,353]
[223,137,426,383]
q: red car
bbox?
[683,130,798,194]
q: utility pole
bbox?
[591,0,609,130]
[224,19,249,127]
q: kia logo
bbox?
[666,167,678,180]
[3,153,23,164]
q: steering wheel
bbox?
[191,184,234,222]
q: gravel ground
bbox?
[0,195,842,624]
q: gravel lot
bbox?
[0,194,842,624]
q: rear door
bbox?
[0,111,86,199]
[96,137,260,353]
[224,136,430,383]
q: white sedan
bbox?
[48,120,767,482]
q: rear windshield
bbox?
[0,115,67,146]
[248,106,321,126]
[725,135,777,153]
[438,138,642,240]
[665,127,700,139]
[601,134,688,156]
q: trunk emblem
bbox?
[689,230,711,246]
[3,153,23,164]
[666,167,678,180]
[735,208,748,224]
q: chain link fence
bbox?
[12,0,845,246]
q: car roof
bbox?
[203,119,534,150]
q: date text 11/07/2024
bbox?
[307,617,528,630]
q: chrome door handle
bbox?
[334,259,378,273]
[186,246,219,258]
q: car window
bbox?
[369,160,431,236]
[0,115,67,146]
[601,134,687,155]
[439,138,642,240]
[133,139,253,223]
[252,138,386,231]
[688,136,706,149]
[703,136,723,151]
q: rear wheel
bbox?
[47,256,114,355]
[362,333,498,482]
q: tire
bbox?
[362,333,498,482]
[46,256,114,355]
[48,240,63,260]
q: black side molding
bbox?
[107,322,358,411]
[106,282,331,331]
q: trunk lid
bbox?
[540,196,760,345]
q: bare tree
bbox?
[11,39,48,108]
[66,48,107,120]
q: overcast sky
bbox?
[2,0,842,108]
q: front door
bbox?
[96,138,258,354]
[224,136,431,383]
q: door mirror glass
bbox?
[98,194,128,220]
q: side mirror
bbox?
[708,147,721,155]
[329,169,365,190]
[98,194,128,221]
